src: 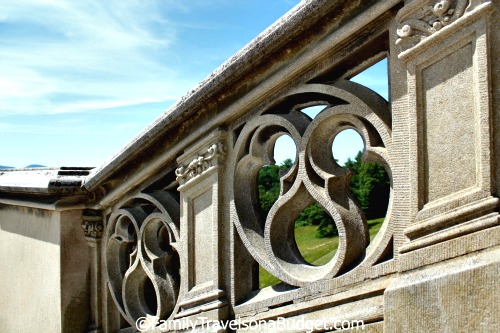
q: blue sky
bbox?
[0,1,387,168]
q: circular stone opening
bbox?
[332,129,390,243]
[258,134,296,215]
[273,134,296,165]
[331,129,364,166]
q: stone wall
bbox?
[0,0,498,332]
[0,205,89,332]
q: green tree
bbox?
[257,154,389,238]
[258,159,291,213]
[344,151,390,220]
[295,203,337,237]
[258,159,338,238]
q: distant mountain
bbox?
[0,164,47,169]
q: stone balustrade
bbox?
[1,1,499,332]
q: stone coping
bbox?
[0,167,93,195]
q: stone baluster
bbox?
[82,209,104,333]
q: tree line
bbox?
[258,152,390,238]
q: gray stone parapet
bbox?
[0,167,93,196]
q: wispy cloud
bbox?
[0,0,300,168]
[0,0,189,116]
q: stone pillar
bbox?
[395,0,498,254]
[385,1,500,332]
[174,129,229,330]
[82,209,104,333]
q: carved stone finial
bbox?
[396,0,470,52]
[82,210,104,239]
[176,141,227,185]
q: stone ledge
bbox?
[0,167,93,196]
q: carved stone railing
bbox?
[0,1,487,333]
[82,1,499,332]
[231,80,392,287]
[103,192,181,329]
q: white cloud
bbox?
[0,0,192,116]
[0,0,301,168]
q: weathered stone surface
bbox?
[0,167,92,195]
[0,0,498,332]
[385,247,500,332]
[0,206,89,333]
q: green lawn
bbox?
[258,217,385,289]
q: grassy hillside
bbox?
[259,217,385,289]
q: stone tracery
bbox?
[231,80,393,287]
[105,191,181,326]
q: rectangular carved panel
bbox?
[191,189,213,286]
[175,129,228,323]
[400,7,499,254]
[422,42,475,203]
